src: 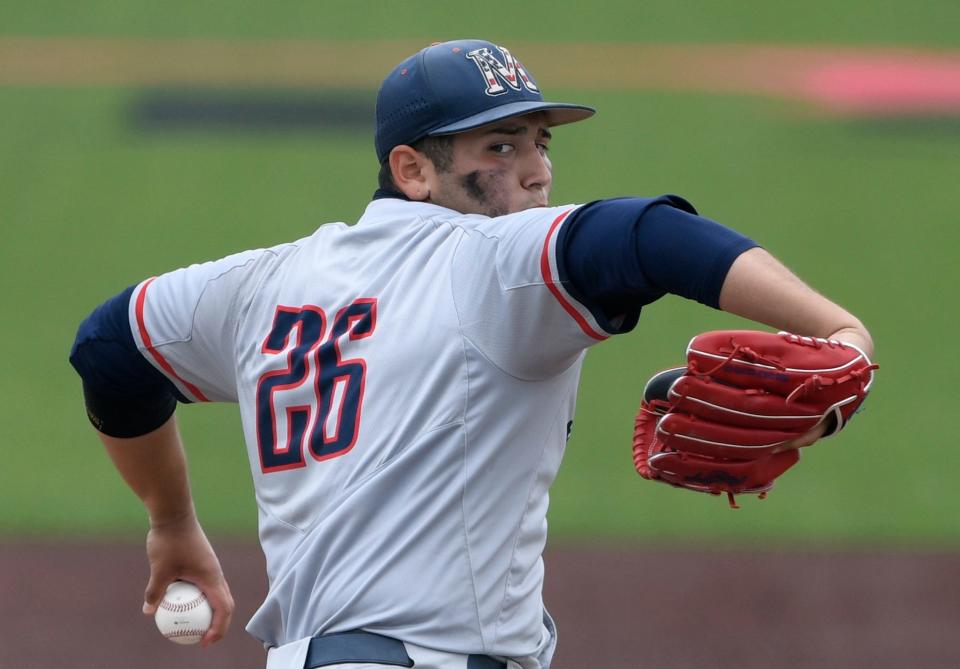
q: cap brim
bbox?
[428,101,595,136]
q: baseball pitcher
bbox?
[70,39,875,669]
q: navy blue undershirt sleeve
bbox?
[556,196,759,334]
[69,285,188,438]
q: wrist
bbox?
[147,505,198,531]
[828,325,874,359]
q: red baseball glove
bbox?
[633,330,877,508]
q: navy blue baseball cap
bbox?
[375,39,595,163]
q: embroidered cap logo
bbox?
[465,46,540,96]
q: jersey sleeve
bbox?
[557,196,759,331]
[129,248,274,402]
[450,206,605,380]
[70,285,184,437]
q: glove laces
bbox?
[785,364,879,404]
[690,341,785,378]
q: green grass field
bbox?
[2,1,958,544]
[4,1,960,46]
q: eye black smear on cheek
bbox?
[461,171,489,203]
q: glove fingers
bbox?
[669,375,825,431]
[687,330,869,376]
[685,330,877,434]
[658,412,802,458]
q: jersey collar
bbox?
[358,196,469,225]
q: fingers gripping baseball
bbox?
[633,330,877,506]
[143,515,235,647]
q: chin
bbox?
[482,199,547,218]
[517,201,548,213]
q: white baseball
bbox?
[154,581,213,645]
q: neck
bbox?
[372,188,411,201]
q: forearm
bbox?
[719,247,874,357]
[98,414,197,526]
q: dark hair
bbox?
[377,135,455,192]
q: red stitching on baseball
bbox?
[159,592,207,613]
[164,629,206,638]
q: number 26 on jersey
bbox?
[255,298,377,473]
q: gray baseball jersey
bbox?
[128,198,611,659]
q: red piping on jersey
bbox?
[540,210,608,341]
[135,278,210,402]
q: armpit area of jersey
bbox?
[70,285,187,438]
[557,196,759,329]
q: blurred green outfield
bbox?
[2,2,958,544]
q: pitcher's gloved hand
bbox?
[633,330,878,508]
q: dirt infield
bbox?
[2,541,958,669]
